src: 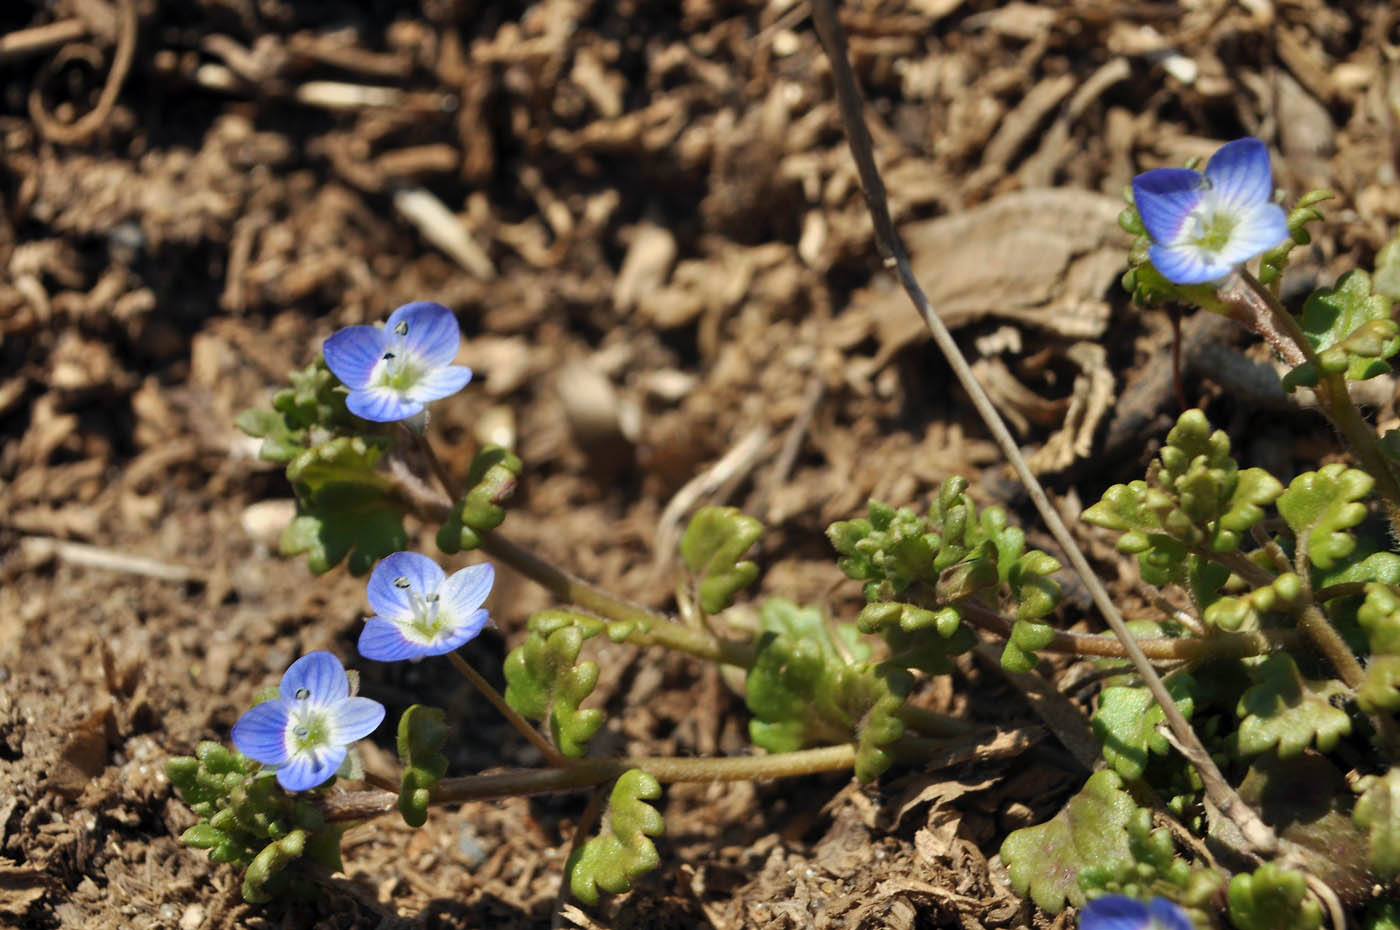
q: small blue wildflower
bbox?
[1131,137,1289,285]
[358,551,494,662]
[230,651,385,792]
[322,301,473,422]
[1080,895,1194,930]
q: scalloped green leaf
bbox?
[1236,654,1350,758]
[397,705,449,828]
[745,599,910,781]
[1092,674,1196,780]
[1077,807,1221,918]
[567,769,666,904]
[681,506,762,614]
[1359,583,1400,713]
[1276,463,1373,571]
[1000,770,1140,913]
[1355,766,1400,879]
[1226,863,1322,930]
[281,482,409,576]
[436,445,523,553]
[1289,269,1399,386]
[503,611,604,758]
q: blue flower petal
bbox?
[387,302,461,368]
[440,562,494,619]
[1218,201,1289,265]
[359,617,429,661]
[231,700,291,765]
[277,745,348,792]
[280,651,349,705]
[406,365,473,405]
[1148,242,1231,285]
[1147,897,1194,930]
[421,607,491,656]
[367,552,445,620]
[330,696,386,744]
[1204,137,1273,214]
[1080,895,1150,930]
[346,386,422,423]
[1132,168,1205,245]
[323,325,387,390]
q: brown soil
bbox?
[3,1,1398,928]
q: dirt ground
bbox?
[3,0,1399,928]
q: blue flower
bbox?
[1080,895,1194,930]
[1131,137,1289,285]
[322,301,473,422]
[358,551,494,661]
[231,651,385,792]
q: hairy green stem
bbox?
[318,745,861,822]
[957,600,1294,661]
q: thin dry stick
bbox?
[28,0,137,144]
[807,0,1277,856]
[447,652,569,767]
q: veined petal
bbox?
[1132,168,1205,244]
[388,302,461,368]
[1204,137,1273,214]
[277,745,347,792]
[231,700,291,765]
[323,326,387,390]
[1147,897,1194,930]
[1217,201,1289,265]
[367,552,445,619]
[359,617,429,661]
[281,651,349,705]
[346,386,422,423]
[405,365,473,405]
[421,607,491,656]
[440,562,495,618]
[1079,895,1150,930]
[1149,242,1231,285]
[329,696,385,743]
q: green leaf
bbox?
[567,770,666,904]
[1236,654,1350,758]
[856,601,972,674]
[999,770,1140,913]
[1077,807,1221,919]
[745,599,910,782]
[680,506,762,614]
[503,611,605,758]
[1354,766,1400,879]
[1285,269,1399,388]
[243,829,306,904]
[1226,863,1322,930]
[1359,583,1400,713]
[396,705,449,828]
[1092,674,1196,780]
[436,445,523,553]
[281,482,409,576]
[1276,463,1373,571]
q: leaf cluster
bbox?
[827,478,1061,674]
[235,358,362,463]
[1282,269,1399,391]
[437,445,524,553]
[166,742,344,902]
[397,705,450,827]
[279,435,407,575]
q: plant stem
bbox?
[807,0,1277,856]
[407,422,464,502]
[447,651,570,767]
[1228,269,1400,535]
[478,529,757,668]
[319,744,861,822]
[957,600,1293,661]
